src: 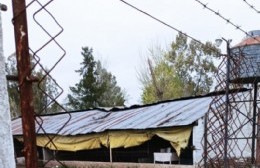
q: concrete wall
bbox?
[193,93,253,166]
[192,117,205,165]
[44,160,195,168]
[0,11,16,168]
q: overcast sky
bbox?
[2,0,260,106]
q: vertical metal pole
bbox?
[110,147,113,163]
[256,83,260,167]
[252,83,258,165]
[11,1,38,168]
[224,40,231,168]
[203,113,208,168]
[107,133,112,163]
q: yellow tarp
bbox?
[154,127,192,156]
[16,126,192,156]
[106,131,153,148]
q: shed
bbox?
[11,90,251,165]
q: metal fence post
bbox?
[11,0,38,167]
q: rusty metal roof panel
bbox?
[12,96,212,136]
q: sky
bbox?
[1,0,260,106]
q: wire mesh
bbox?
[198,45,260,167]
[12,0,71,167]
[11,0,260,167]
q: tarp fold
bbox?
[17,126,192,156]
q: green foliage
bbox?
[139,33,219,104]
[33,69,62,114]
[5,54,62,118]
[141,58,183,103]
[67,47,125,110]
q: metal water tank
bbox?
[230,30,260,83]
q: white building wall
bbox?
[192,117,205,165]
[192,94,253,166]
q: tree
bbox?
[67,47,125,110]
[6,53,62,118]
[5,54,20,118]
[139,33,219,104]
[32,69,62,114]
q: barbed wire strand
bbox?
[194,0,260,43]
[241,0,260,13]
[119,0,221,54]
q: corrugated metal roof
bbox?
[12,96,213,136]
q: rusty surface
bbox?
[12,0,38,168]
[12,96,213,136]
[199,34,260,167]
[233,36,260,47]
[11,0,70,167]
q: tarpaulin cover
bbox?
[17,126,192,156]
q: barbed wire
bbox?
[241,0,260,13]
[119,0,205,45]
[194,0,260,43]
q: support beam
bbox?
[110,147,113,163]
[255,84,260,166]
